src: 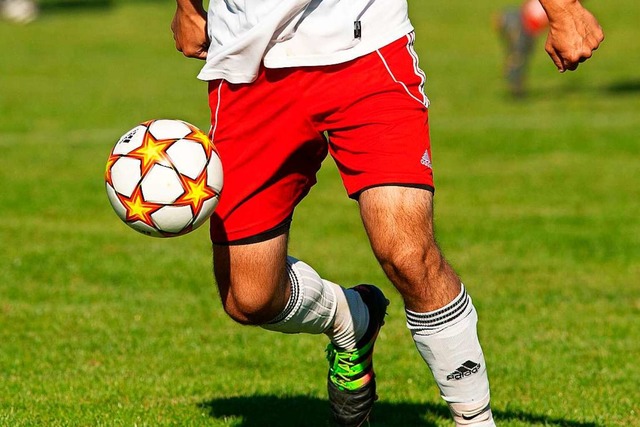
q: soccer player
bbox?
[496,0,548,96]
[171,1,603,426]
[496,0,599,97]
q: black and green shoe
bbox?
[326,285,389,427]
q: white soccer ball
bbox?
[1,0,39,24]
[105,119,223,238]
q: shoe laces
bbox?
[326,341,374,390]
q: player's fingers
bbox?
[180,43,208,60]
[173,37,184,53]
[566,44,597,71]
[589,32,605,52]
[194,40,210,60]
[563,59,579,71]
[546,45,566,72]
[593,25,605,46]
[170,25,184,53]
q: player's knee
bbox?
[222,297,270,325]
[377,245,414,280]
[375,238,442,289]
[220,286,281,326]
[378,238,437,274]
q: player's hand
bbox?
[543,1,604,72]
[171,2,209,60]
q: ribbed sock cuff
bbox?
[267,257,301,325]
[406,285,471,332]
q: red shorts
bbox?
[208,33,434,244]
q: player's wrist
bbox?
[175,0,205,17]
[538,0,581,22]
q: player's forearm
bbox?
[172,0,209,59]
[175,0,206,16]
[537,0,582,22]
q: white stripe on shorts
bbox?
[210,79,224,142]
[375,33,429,107]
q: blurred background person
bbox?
[495,0,549,97]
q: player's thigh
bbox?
[213,233,290,315]
[207,73,327,244]
[213,233,288,294]
[323,33,434,198]
[358,186,435,262]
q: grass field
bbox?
[1,1,638,426]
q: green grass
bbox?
[1,1,639,426]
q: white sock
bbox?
[262,257,368,348]
[406,285,495,426]
[330,286,369,349]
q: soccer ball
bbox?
[105,119,223,238]
[1,0,39,24]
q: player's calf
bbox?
[407,285,496,427]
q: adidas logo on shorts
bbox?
[420,150,432,168]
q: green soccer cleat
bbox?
[326,285,389,427]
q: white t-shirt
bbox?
[197,0,414,83]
